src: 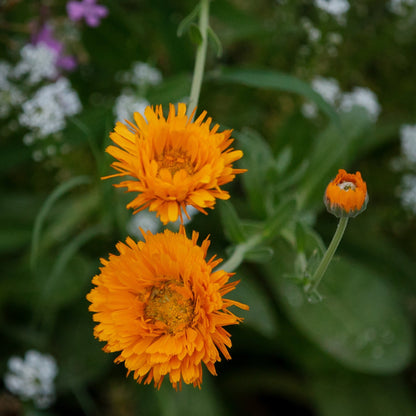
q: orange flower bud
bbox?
[324,169,368,218]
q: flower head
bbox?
[105,103,246,224]
[87,227,248,389]
[32,24,77,72]
[324,169,368,217]
[67,0,109,27]
[4,350,58,409]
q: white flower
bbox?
[302,76,341,118]
[314,0,350,16]
[19,78,82,138]
[400,174,416,214]
[13,44,58,84]
[4,350,58,409]
[130,62,162,87]
[400,124,416,164]
[114,93,149,123]
[339,87,381,121]
[126,210,161,239]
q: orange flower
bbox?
[86,227,248,389]
[324,169,368,217]
[104,103,246,224]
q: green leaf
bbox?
[30,175,91,270]
[235,128,274,215]
[262,198,297,242]
[219,200,246,244]
[147,73,192,106]
[311,372,416,416]
[207,25,223,57]
[216,67,340,125]
[268,250,414,374]
[189,23,203,46]
[245,246,274,263]
[177,3,201,37]
[233,271,278,338]
[157,376,227,416]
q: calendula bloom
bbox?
[87,227,248,389]
[104,103,245,224]
[324,169,368,217]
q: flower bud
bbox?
[324,169,368,218]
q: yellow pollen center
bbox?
[338,181,356,191]
[144,282,194,334]
[156,149,194,176]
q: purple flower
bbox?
[32,24,77,71]
[67,0,108,27]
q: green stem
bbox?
[186,0,210,119]
[221,234,262,273]
[305,216,349,295]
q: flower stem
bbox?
[305,216,349,295]
[187,0,210,119]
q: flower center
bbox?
[144,281,194,334]
[338,181,356,191]
[156,149,194,176]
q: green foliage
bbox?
[1,0,416,415]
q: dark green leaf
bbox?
[311,372,416,416]
[207,26,223,57]
[177,3,201,37]
[269,252,414,374]
[189,23,203,46]
[216,67,340,125]
[218,200,246,244]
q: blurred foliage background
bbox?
[1,0,416,415]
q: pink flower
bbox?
[32,24,77,71]
[67,0,108,27]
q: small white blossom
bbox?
[4,350,58,409]
[19,77,82,138]
[339,87,381,121]
[302,76,341,118]
[130,62,162,87]
[314,0,350,16]
[400,174,416,214]
[127,210,161,239]
[13,44,58,84]
[400,124,416,164]
[114,93,149,123]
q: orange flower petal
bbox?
[87,228,248,389]
[104,103,245,224]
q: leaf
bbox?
[177,3,201,37]
[157,376,227,416]
[216,67,340,125]
[189,23,203,46]
[267,248,414,374]
[234,128,274,215]
[232,271,278,338]
[207,26,223,57]
[218,200,246,244]
[262,198,297,242]
[311,372,416,416]
[245,246,274,263]
[30,175,91,270]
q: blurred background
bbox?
[1,0,416,415]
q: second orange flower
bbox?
[104,103,246,224]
